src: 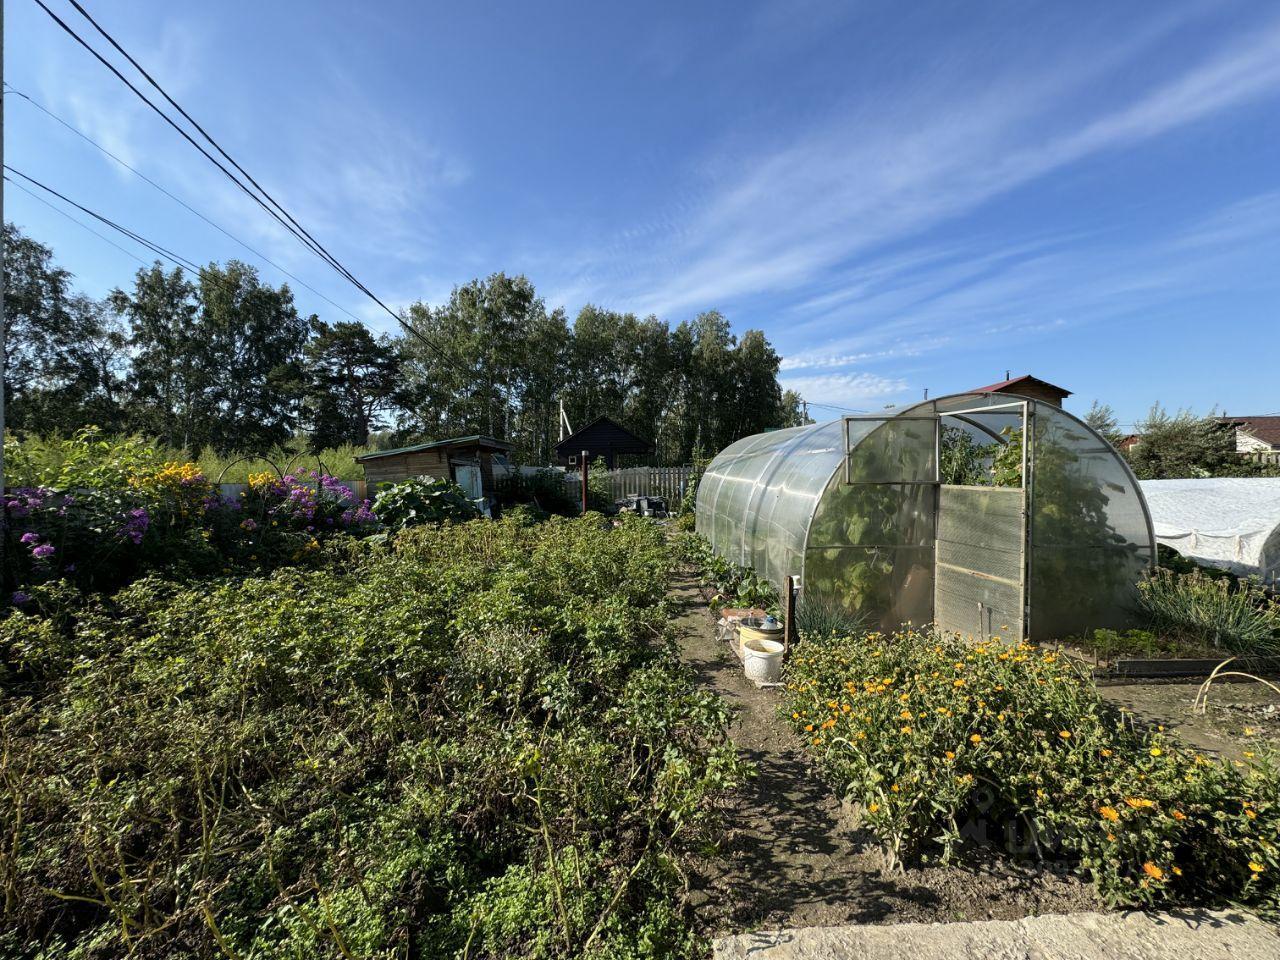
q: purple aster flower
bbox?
[32,544,55,559]
[11,591,31,606]
[19,532,39,545]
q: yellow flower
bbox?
[890,784,900,793]
[953,678,966,688]
[1101,748,1113,757]
[1249,862,1264,874]
[1058,730,1072,740]
[1172,866,1183,876]
[868,802,880,813]
[804,724,814,732]
[944,751,955,761]
[899,710,913,720]
[1125,797,1155,810]
[1142,862,1164,880]
[1150,747,1163,757]
[970,733,982,744]
[1245,809,1257,820]
[900,725,913,734]
[1099,806,1120,822]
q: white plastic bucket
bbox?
[742,637,785,684]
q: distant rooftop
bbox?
[970,374,1072,399]
[355,434,514,462]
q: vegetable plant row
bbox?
[1,515,744,959]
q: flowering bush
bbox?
[4,441,379,597]
[784,627,1278,910]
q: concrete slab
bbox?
[712,910,1279,960]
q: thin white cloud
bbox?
[600,11,1280,320]
[778,371,909,409]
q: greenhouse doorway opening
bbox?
[841,401,1030,640]
[934,402,1028,642]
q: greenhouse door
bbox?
[934,402,1030,641]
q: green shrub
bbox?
[1138,568,1280,654]
[371,476,480,530]
[0,515,743,958]
[675,533,779,613]
[784,627,1278,910]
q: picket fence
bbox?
[602,465,694,504]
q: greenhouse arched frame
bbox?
[696,392,1156,642]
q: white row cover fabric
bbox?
[1140,478,1280,583]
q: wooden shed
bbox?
[356,435,514,501]
[555,415,654,469]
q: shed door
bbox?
[453,462,483,500]
[934,402,1030,641]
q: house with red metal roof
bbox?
[1217,415,1280,452]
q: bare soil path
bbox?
[669,573,1099,938]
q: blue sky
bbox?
[6,0,1280,426]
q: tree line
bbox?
[4,224,805,464]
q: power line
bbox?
[4,81,370,326]
[6,165,202,271]
[6,175,149,265]
[33,0,452,364]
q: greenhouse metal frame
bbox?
[696,392,1156,642]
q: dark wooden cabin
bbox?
[554,416,654,469]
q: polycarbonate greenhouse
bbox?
[696,393,1156,641]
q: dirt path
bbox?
[670,573,1099,937]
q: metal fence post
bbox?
[580,450,589,514]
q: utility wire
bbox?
[64,0,365,292]
[6,165,202,271]
[6,175,149,265]
[4,81,371,326]
[30,0,345,276]
[36,0,452,364]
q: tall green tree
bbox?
[3,224,126,433]
[111,263,203,448]
[196,262,308,451]
[302,319,405,448]
[1126,404,1238,479]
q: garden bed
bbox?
[1,515,744,959]
[671,573,1102,935]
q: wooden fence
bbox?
[602,465,694,503]
[1243,451,1280,468]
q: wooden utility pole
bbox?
[2,2,7,589]
[580,450,589,514]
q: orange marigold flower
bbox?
[1171,810,1186,821]
[1099,806,1120,822]
[1142,862,1164,880]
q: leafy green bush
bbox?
[371,476,480,529]
[784,627,1278,910]
[0,516,743,958]
[1138,568,1280,655]
[675,533,778,612]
